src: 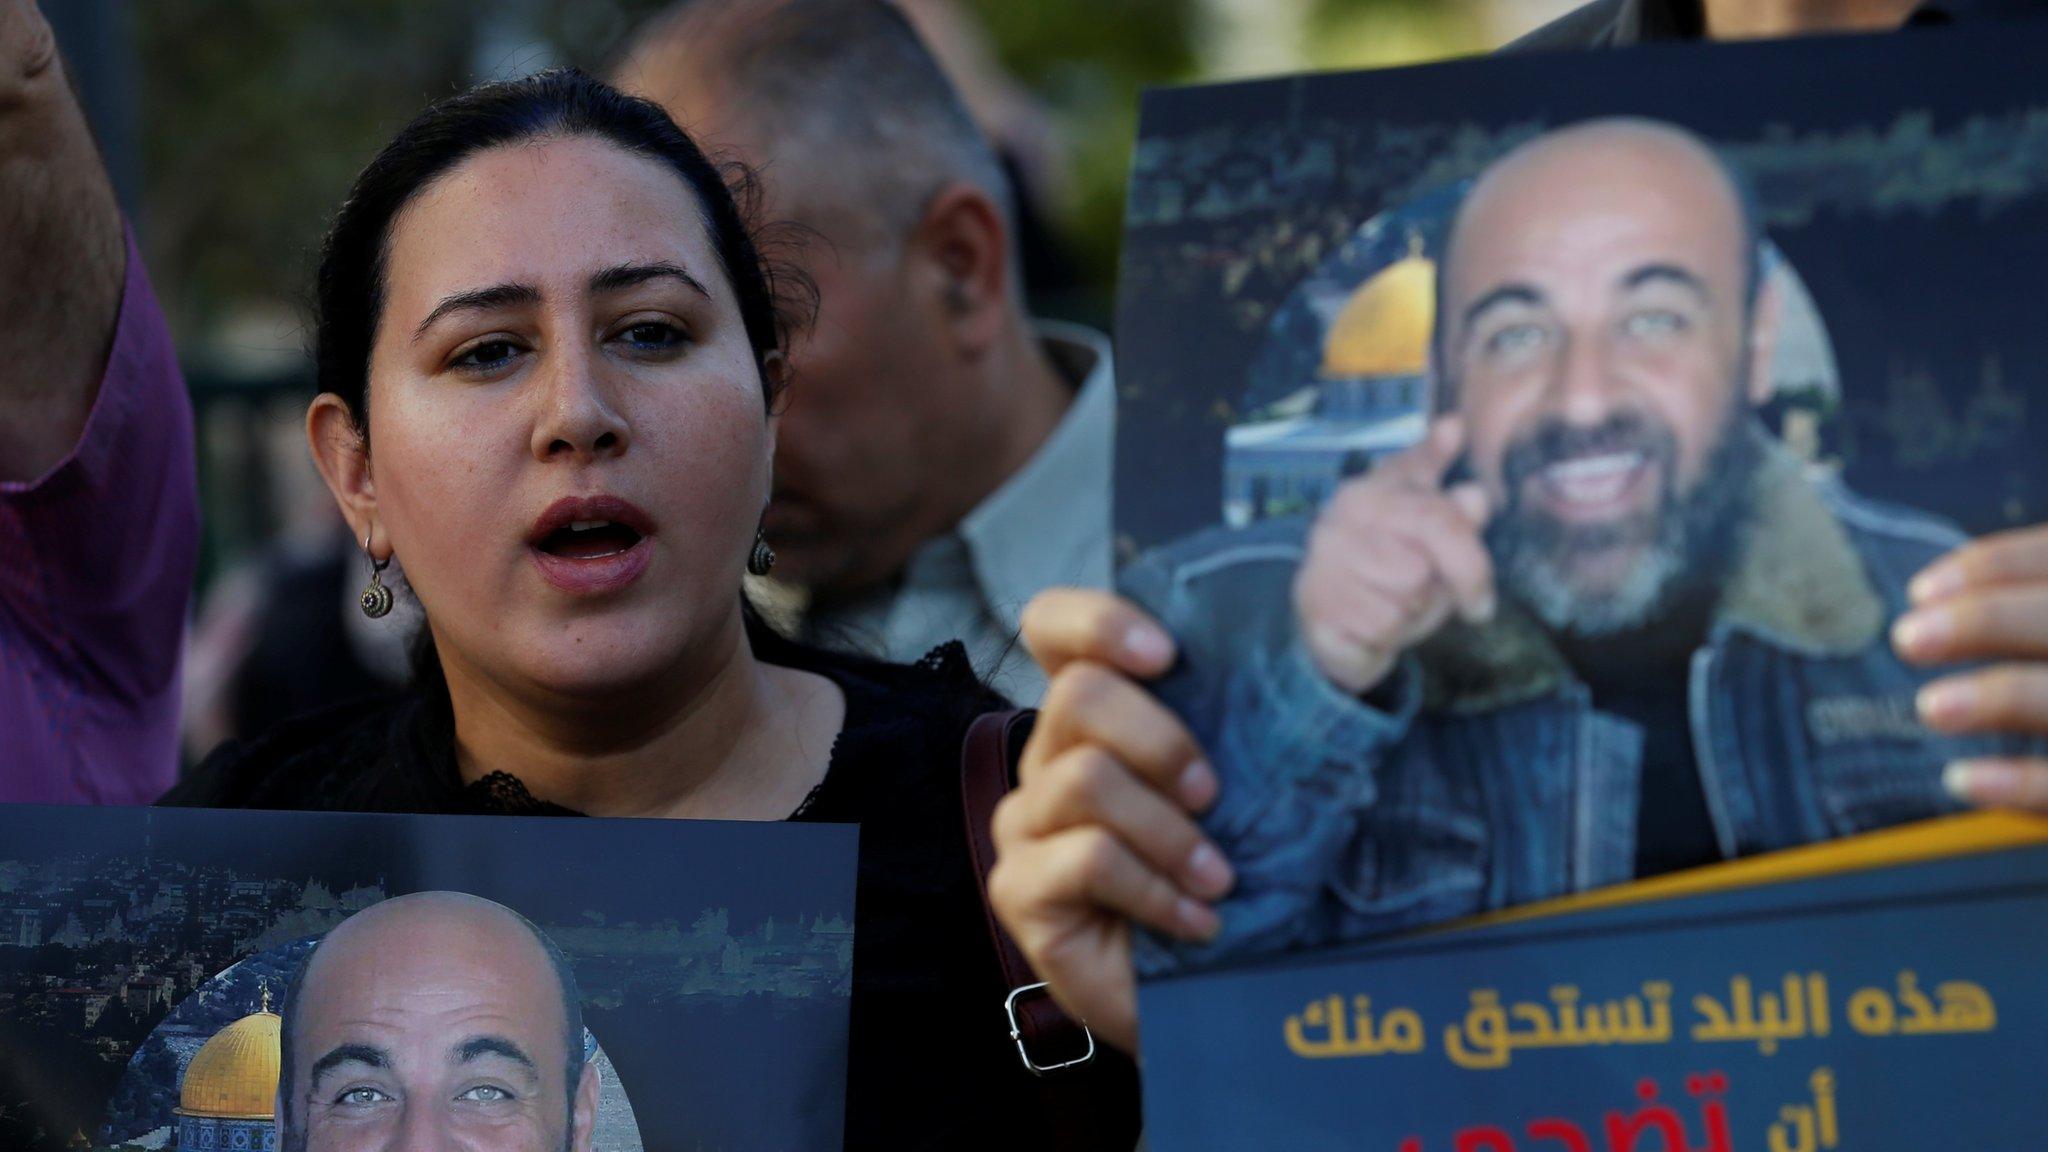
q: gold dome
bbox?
[1321,245,1436,379]
[177,1007,282,1120]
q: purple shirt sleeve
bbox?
[0,226,199,804]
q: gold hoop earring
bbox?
[747,529,776,577]
[359,535,394,619]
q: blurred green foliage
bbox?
[134,0,1503,344]
[139,1,470,341]
[136,0,673,345]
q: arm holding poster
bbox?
[990,589,1222,1052]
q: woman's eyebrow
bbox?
[589,261,710,300]
[408,263,707,345]
[411,283,542,343]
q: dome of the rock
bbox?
[1321,246,1435,379]
[175,996,281,1151]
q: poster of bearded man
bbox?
[1110,28,2048,977]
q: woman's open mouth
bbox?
[538,519,644,560]
[527,496,656,595]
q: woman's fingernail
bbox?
[1892,609,1952,655]
[1176,759,1217,809]
[1918,680,1976,725]
[1945,760,2020,804]
[1124,623,1174,666]
[1176,896,1221,941]
[1910,564,1964,605]
[1184,842,1234,897]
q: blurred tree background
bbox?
[120,0,1569,355]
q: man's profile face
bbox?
[762,212,968,596]
[632,68,972,599]
[1436,125,1774,632]
[286,899,590,1152]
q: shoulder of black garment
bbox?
[162,638,1007,818]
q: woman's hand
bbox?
[988,588,1230,1053]
[1896,524,2048,808]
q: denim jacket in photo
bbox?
[1125,443,2036,976]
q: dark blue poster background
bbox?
[1141,842,2048,1149]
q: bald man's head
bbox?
[611,0,1008,242]
[1426,118,1780,636]
[278,892,593,1152]
[1436,118,1764,383]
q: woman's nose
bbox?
[531,347,630,462]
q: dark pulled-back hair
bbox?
[312,65,807,435]
[615,0,1011,236]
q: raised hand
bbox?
[1294,414,1497,696]
[988,588,1226,1053]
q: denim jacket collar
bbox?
[1415,433,1886,713]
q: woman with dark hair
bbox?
[163,67,1144,1149]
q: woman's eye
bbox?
[457,1085,514,1103]
[335,1086,392,1107]
[615,321,686,352]
[453,340,521,371]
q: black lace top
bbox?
[163,642,1139,1150]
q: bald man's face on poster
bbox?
[1435,124,1780,635]
[14,809,857,1152]
[281,894,598,1152]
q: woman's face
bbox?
[346,134,772,701]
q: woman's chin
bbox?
[512,635,680,701]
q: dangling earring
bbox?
[747,529,776,577]
[359,535,394,619]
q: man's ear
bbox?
[306,394,384,556]
[761,349,791,416]
[569,1058,601,1152]
[907,180,1011,359]
[1744,268,1782,409]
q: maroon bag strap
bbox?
[960,708,1098,1076]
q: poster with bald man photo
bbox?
[1113,24,2048,977]
[0,805,857,1152]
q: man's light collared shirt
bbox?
[799,322,1112,705]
